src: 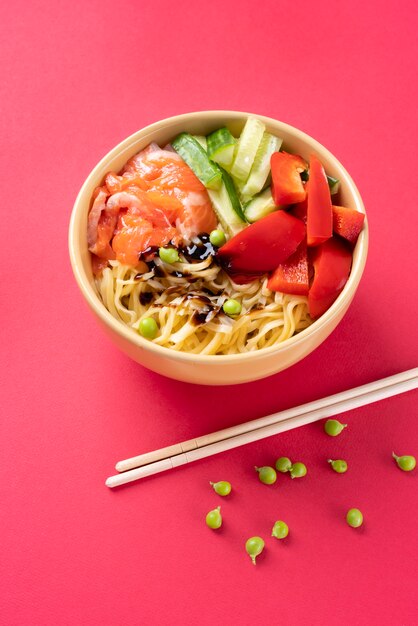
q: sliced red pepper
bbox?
[217,211,306,281]
[308,237,352,319]
[307,155,333,247]
[290,181,309,223]
[271,152,307,205]
[332,205,365,244]
[267,240,309,296]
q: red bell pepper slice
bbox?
[291,181,309,223]
[308,237,352,319]
[270,152,307,206]
[267,240,309,296]
[217,211,306,281]
[307,155,332,247]
[332,205,365,244]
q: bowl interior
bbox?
[69,111,368,362]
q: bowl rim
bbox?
[69,110,368,363]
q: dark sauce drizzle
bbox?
[139,292,153,305]
[135,234,219,281]
[185,292,220,326]
[179,233,218,263]
[140,246,159,262]
[133,235,223,324]
[192,311,211,325]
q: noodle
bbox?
[95,254,312,355]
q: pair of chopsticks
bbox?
[106,367,418,488]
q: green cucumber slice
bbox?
[206,128,236,167]
[193,135,208,151]
[327,175,340,195]
[243,187,277,223]
[207,169,246,236]
[232,177,248,201]
[241,132,283,197]
[230,117,265,182]
[171,133,222,190]
[220,168,246,222]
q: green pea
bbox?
[210,480,232,496]
[275,457,292,473]
[255,466,277,485]
[158,246,179,264]
[138,317,158,339]
[346,508,363,528]
[209,229,226,247]
[324,419,347,436]
[271,520,289,539]
[245,536,265,565]
[392,452,416,472]
[206,506,222,529]
[328,459,348,473]
[290,462,307,479]
[223,298,242,317]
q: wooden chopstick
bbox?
[105,368,418,488]
[115,368,418,473]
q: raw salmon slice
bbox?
[105,171,148,194]
[125,145,217,237]
[112,210,177,267]
[88,186,116,259]
[88,143,217,271]
[106,191,178,266]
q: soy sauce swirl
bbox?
[179,233,218,262]
[139,292,153,305]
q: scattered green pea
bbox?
[138,317,158,339]
[210,480,232,496]
[392,452,416,472]
[209,229,226,247]
[206,506,222,529]
[223,298,242,316]
[290,462,307,479]
[255,466,277,485]
[328,459,348,473]
[324,419,347,436]
[275,457,292,473]
[271,520,289,539]
[245,536,265,565]
[158,246,179,264]
[346,508,363,528]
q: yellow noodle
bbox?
[95,257,313,355]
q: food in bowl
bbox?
[86,116,365,356]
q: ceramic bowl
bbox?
[69,111,368,385]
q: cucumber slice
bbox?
[230,117,265,182]
[172,133,222,190]
[233,178,254,205]
[206,128,236,167]
[327,175,340,195]
[241,132,283,197]
[243,187,277,223]
[193,135,208,151]
[220,168,246,222]
[207,169,246,236]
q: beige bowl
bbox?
[69,111,368,385]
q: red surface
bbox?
[1,1,417,624]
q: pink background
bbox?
[1,1,417,624]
